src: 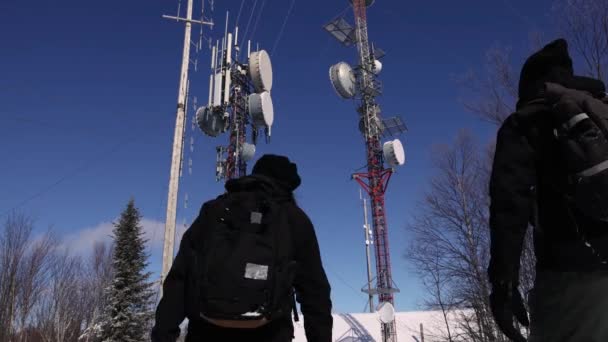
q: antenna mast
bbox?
[324,1,408,341]
[361,189,374,313]
[160,0,213,293]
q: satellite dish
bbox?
[249,50,273,92]
[241,142,256,162]
[196,106,225,137]
[383,139,405,166]
[373,60,382,74]
[377,302,395,324]
[248,91,274,127]
[329,62,356,99]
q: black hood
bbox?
[517,38,606,108]
[251,154,301,192]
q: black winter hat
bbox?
[251,154,302,192]
[518,38,605,104]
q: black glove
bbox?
[489,281,529,342]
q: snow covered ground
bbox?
[292,310,473,342]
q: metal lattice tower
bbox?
[198,14,274,183]
[353,3,398,339]
[357,2,396,337]
[325,1,407,341]
[224,60,254,180]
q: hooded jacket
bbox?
[151,175,333,342]
[488,39,608,284]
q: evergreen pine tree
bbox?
[100,198,155,342]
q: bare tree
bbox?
[454,45,519,126]
[0,213,119,342]
[36,251,83,342]
[407,131,508,342]
[554,0,608,83]
[408,242,458,342]
[15,229,56,342]
[0,213,37,341]
[78,241,114,342]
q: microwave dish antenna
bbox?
[330,62,356,99]
[248,91,274,127]
[196,106,226,137]
[249,50,273,92]
[383,139,405,167]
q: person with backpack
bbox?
[488,38,608,342]
[151,154,333,342]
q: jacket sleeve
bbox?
[290,206,333,342]
[151,211,203,342]
[488,114,537,286]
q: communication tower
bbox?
[324,1,407,341]
[195,13,275,181]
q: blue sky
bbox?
[1,0,561,313]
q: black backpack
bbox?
[190,190,299,324]
[541,83,608,223]
[517,85,608,263]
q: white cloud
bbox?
[62,218,167,256]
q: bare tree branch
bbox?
[407,131,510,341]
[16,229,56,342]
[554,0,608,83]
[0,213,35,342]
[453,46,518,126]
[36,251,83,342]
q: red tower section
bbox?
[224,82,248,180]
[351,0,400,340]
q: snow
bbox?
[292,310,473,342]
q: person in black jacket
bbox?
[151,154,333,342]
[488,38,608,342]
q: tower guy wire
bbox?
[235,0,246,28]
[270,0,296,57]
[0,136,138,218]
[249,0,267,42]
[241,0,258,46]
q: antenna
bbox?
[377,302,396,324]
[224,33,233,104]
[235,26,239,47]
[208,74,213,106]
[323,17,356,46]
[220,36,225,67]
[360,189,374,313]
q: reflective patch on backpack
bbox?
[244,263,268,280]
[250,211,263,224]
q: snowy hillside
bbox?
[292,310,474,342]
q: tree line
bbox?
[0,199,157,342]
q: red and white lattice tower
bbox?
[325,1,407,341]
